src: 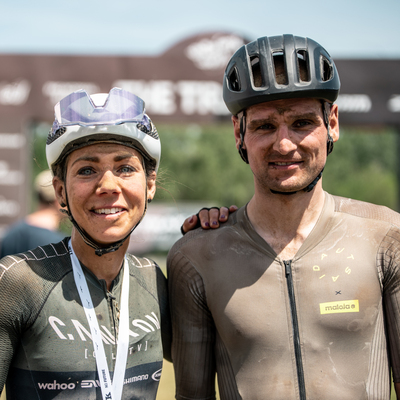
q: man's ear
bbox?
[329,104,339,142]
[232,115,243,151]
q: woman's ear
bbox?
[52,176,67,208]
[146,171,157,202]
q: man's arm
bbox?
[381,226,400,399]
[395,383,400,400]
[167,250,217,399]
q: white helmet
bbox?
[46,87,161,256]
[46,87,161,173]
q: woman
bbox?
[0,88,231,400]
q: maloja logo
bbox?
[320,299,359,315]
[152,368,162,381]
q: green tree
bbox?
[29,122,399,211]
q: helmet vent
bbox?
[227,66,241,92]
[320,56,334,82]
[47,126,66,145]
[296,50,310,82]
[272,52,288,85]
[250,56,264,87]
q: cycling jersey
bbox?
[167,192,400,400]
[0,237,171,400]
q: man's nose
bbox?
[272,126,297,155]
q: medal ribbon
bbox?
[69,240,130,400]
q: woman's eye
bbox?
[119,165,135,174]
[78,167,94,176]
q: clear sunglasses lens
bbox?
[57,88,145,126]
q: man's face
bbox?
[233,98,339,194]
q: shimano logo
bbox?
[152,368,162,381]
[124,374,149,384]
[38,381,76,390]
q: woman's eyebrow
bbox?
[71,155,99,167]
[114,153,137,162]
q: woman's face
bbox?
[53,143,156,245]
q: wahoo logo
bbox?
[38,381,76,390]
[320,299,359,315]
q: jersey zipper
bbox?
[107,291,119,340]
[284,260,306,400]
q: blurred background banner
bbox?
[0,30,399,251]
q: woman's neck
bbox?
[70,230,128,290]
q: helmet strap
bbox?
[238,111,249,163]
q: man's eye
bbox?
[293,120,311,128]
[257,124,274,131]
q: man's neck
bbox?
[247,185,325,260]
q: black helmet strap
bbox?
[238,111,249,163]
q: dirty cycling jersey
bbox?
[167,193,400,400]
[0,238,171,400]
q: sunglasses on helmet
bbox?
[50,87,146,134]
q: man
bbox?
[0,169,64,257]
[167,35,400,400]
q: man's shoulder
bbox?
[331,194,400,227]
[169,206,245,255]
[167,207,249,277]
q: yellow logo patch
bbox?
[320,300,359,315]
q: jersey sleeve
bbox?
[380,226,400,382]
[0,255,34,391]
[167,249,217,400]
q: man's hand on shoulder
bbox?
[181,205,238,235]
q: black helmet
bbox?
[223,34,340,115]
